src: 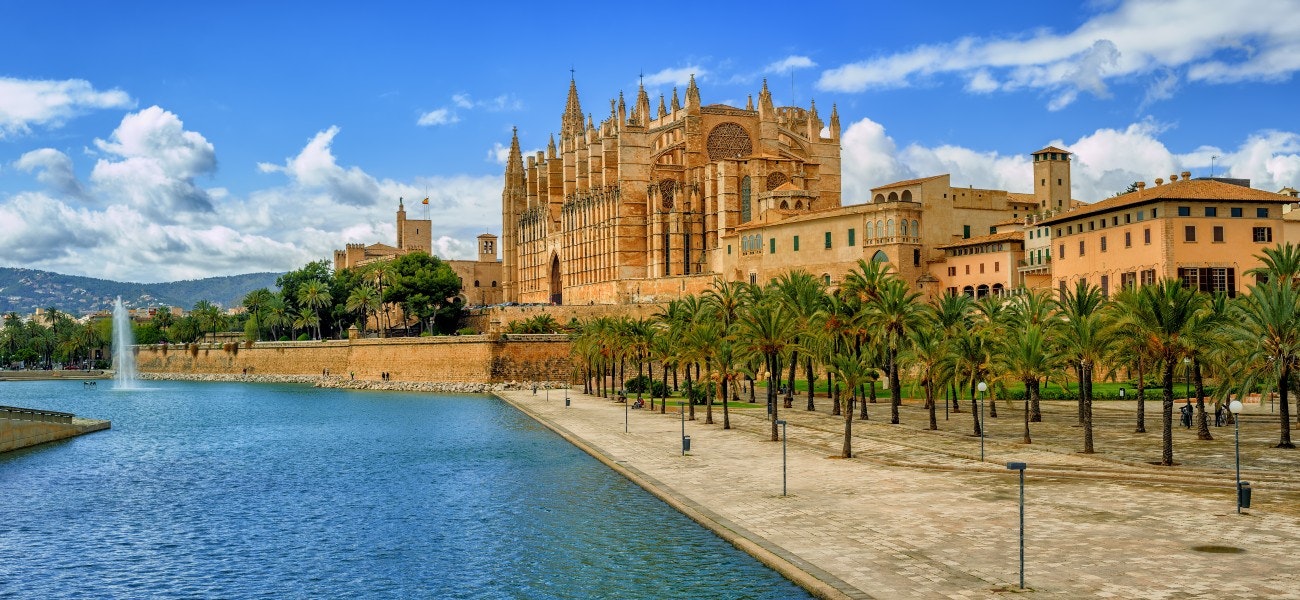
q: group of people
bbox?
[1180,399,1233,428]
[380,372,392,381]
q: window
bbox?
[474,280,480,287]
[902,221,910,236]
[1254,227,1274,242]
[1185,226,1196,242]
[963,225,971,239]
[824,231,832,249]
[1137,210,1145,221]
[1258,208,1270,218]
[1125,232,1132,248]
[1078,240,1085,256]
[1205,207,1218,217]
[727,244,732,255]
[1178,267,1237,297]
[1213,226,1224,242]
[912,220,919,238]
[848,228,856,246]
[1068,225,1073,234]
[965,265,970,275]
[866,221,874,240]
[886,220,894,236]
[1100,275,1109,298]
[1089,221,1095,231]
[740,176,752,223]
[990,226,997,234]
[770,238,776,253]
[979,263,985,274]
[1152,208,1159,218]
[1059,244,1066,259]
[1144,228,1151,244]
[1100,236,1108,252]
[1140,270,1156,286]
[994,261,1000,272]
[825,275,832,285]
[793,236,800,251]
[948,266,957,277]
[1125,214,1131,224]
[913,249,921,266]
[1057,228,1063,237]
[1231,207,1243,217]
[1178,206,1191,217]
[1112,216,1119,226]
[1121,272,1137,289]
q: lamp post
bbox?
[565,385,570,407]
[1183,357,1191,401]
[776,419,788,496]
[978,381,988,462]
[760,370,772,419]
[1230,399,1243,513]
[1006,461,1027,590]
[625,386,629,433]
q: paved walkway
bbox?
[496,388,1300,599]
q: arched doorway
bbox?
[549,254,562,305]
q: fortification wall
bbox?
[135,336,572,383]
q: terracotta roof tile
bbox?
[1032,146,1071,155]
[871,174,945,190]
[1039,178,1295,226]
[936,231,1024,249]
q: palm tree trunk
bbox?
[1135,359,1147,433]
[686,368,695,421]
[826,370,832,399]
[861,382,872,420]
[769,356,780,442]
[1076,363,1085,425]
[951,382,962,412]
[805,358,816,411]
[722,376,731,430]
[831,375,841,416]
[786,349,798,409]
[889,348,901,425]
[660,364,669,414]
[1279,366,1295,448]
[647,361,654,411]
[705,362,715,425]
[1024,378,1035,444]
[1162,358,1176,466]
[842,390,853,458]
[926,380,937,431]
[989,389,998,418]
[1083,360,1095,454]
[971,383,982,437]
[1194,358,1213,441]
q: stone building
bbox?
[446,234,503,307]
[501,76,842,305]
[333,199,433,271]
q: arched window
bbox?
[912,220,919,238]
[823,274,832,285]
[963,286,975,297]
[977,284,990,298]
[794,200,803,209]
[474,280,480,288]
[741,176,752,223]
[866,221,874,240]
[871,250,889,263]
[779,200,789,210]
[886,219,894,237]
[992,283,1005,296]
[901,220,909,237]
[491,281,497,287]
[874,193,886,203]
[888,192,899,202]
[902,190,913,202]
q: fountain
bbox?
[112,297,138,389]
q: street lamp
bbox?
[1230,399,1244,513]
[776,419,788,496]
[978,381,988,462]
[1006,461,1027,590]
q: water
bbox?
[0,381,811,599]
[111,297,137,389]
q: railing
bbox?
[864,236,922,246]
[0,405,74,424]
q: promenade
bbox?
[496,388,1300,599]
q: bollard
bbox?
[1238,481,1252,509]
[683,435,691,453]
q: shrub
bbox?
[625,375,668,397]
[458,327,478,336]
[297,333,310,341]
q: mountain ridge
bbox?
[0,267,284,316]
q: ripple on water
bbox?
[0,381,810,599]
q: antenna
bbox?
[1211,155,1218,178]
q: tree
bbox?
[1229,278,1300,448]
[737,292,798,441]
[1059,279,1109,454]
[868,277,923,425]
[772,271,825,412]
[904,314,951,432]
[242,288,273,341]
[383,252,464,335]
[1106,286,1153,433]
[1133,279,1203,465]
[345,285,380,337]
[299,280,332,340]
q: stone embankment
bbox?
[139,372,568,394]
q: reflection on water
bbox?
[0,381,810,599]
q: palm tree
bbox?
[1005,289,1059,422]
[931,292,975,413]
[737,292,798,441]
[951,326,991,437]
[1106,286,1153,433]
[1059,279,1109,454]
[772,271,825,411]
[1247,242,1300,285]
[905,316,952,431]
[1133,279,1204,465]
[344,285,379,337]
[1185,292,1232,440]
[242,288,273,341]
[867,277,923,424]
[1229,278,1300,448]
[299,281,332,340]
[996,323,1056,444]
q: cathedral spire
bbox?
[547,133,557,159]
[657,94,667,119]
[617,91,626,125]
[685,73,700,108]
[561,76,584,139]
[634,79,651,125]
[671,87,681,112]
[505,127,524,184]
[759,78,775,119]
[746,94,754,111]
[829,103,841,140]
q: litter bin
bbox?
[565,397,571,407]
[682,435,691,453]
[1238,481,1252,509]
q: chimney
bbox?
[1136,181,1146,190]
[1181,171,1192,180]
[1155,178,1164,186]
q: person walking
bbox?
[1180,399,1194,429]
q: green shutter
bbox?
[793,235,800,251]
[848,228,856,246]
[769,237,776,254]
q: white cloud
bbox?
[841,116,1300,205]
[258,125,381,206]
[817,0,1300,108]
[0,77,133,138]
[764,55,817,73]
[15,148,87,199]
[644,66,705,87]
[89,106,217,217]
[417,108,459,126]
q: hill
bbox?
[0,267,284,316]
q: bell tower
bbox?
[1031,146,1072,212]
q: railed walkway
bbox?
[496,388,1300,599]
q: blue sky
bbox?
[2,0,1298,283]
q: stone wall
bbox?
[0,418,111,453]
[135,335,573,383]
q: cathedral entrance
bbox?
[549,254,562,305]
